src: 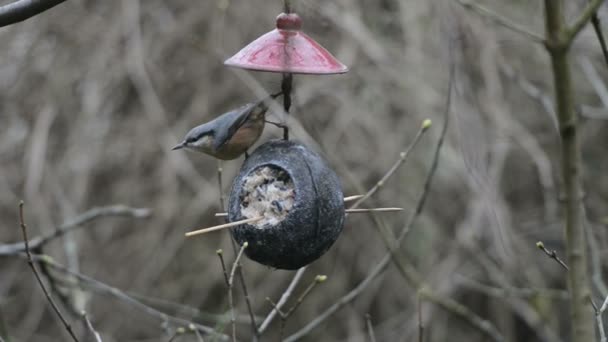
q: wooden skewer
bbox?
[213,207,404,217]
[185,216,263,237]
[343,195,364,202]
[345,207,403,213]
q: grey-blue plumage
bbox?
[173,93,281,160]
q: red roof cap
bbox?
[224,13,348,75]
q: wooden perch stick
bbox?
[214,207,403,217]
[185,216,263,237]
[344,207,403,213]
[343,195,364,202]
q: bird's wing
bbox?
[212,103,256,151]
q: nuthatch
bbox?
[172,93,282,160]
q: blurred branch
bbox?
[266,275,326,341]
[458,276,569,300]
[126,291,261,324]
[535,241,569,271]
[29,253,227,340]
[228,242,248,342]
[0,0,67,27]
[565,0,605,44]
[287,63,503,342]
[599,296,608,342]
[417,298,423,342]
[258,266,307,335]
[283,116,438,341]
[0,205,151,256]
[81,312,102,342]
[455,0,544,43]
[19,202,79,342]
[544,0,596,340]
[348,119,431,211]
[590,14,608,67]
[536,241,600,332]
[365,314,377,342]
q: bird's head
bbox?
[172,124,214,154]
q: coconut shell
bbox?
[228,139,345,269]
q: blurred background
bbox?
[1,0,608,341]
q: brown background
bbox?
[1,0,608,341]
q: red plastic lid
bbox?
[224,13,348,75]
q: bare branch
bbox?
[267,275,327,341]
[535,241,569,271]
[349,118,431,211]
[365,314,377,342]
[228,242,248,342]
[216,249,230,286]
[591,14,608,67]
[19,201,79,342]
[258,267,307,334]
[417,297,424,342]
[455,0,544,43]
[0,205,151,256]
[81,312,103,342]
[0,0,67,27]
[566,0,605,44]
[285,65,478,342]
[30,254,225,339]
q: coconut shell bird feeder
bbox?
[188,6,390,270]
[225,7,348,269]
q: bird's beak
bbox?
[172,142,185,151]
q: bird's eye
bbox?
[186,137,196,143]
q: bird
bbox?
[172,92,282,160]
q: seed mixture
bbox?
[239,166,296,228]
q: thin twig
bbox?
[285,76,451,342]
[535,241,569,270]
[185,217,263,237]
[189,324,206,342]
[217,249,230,286]
[599,295,608,342]
[535,241,599,311]
[18,201,79,342]
[365,314,377,342]
[458,276,569,300]
[0,0,67,27]
[288,58,503,342]
[228,242,248,342]
[455,0,544,43]
[417,297,424,342]
[29,254,225,339]
[0,205,151,256]
[257,267,307,334]
[216,150,257,339]
[349,119,431,211]
[167,327,185,342]
[82,312,103,342]
[284,275,326,318]
[591,13,608,68]
[566,0,605,44]
[267,275,326,341]
[344,195,364,202]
